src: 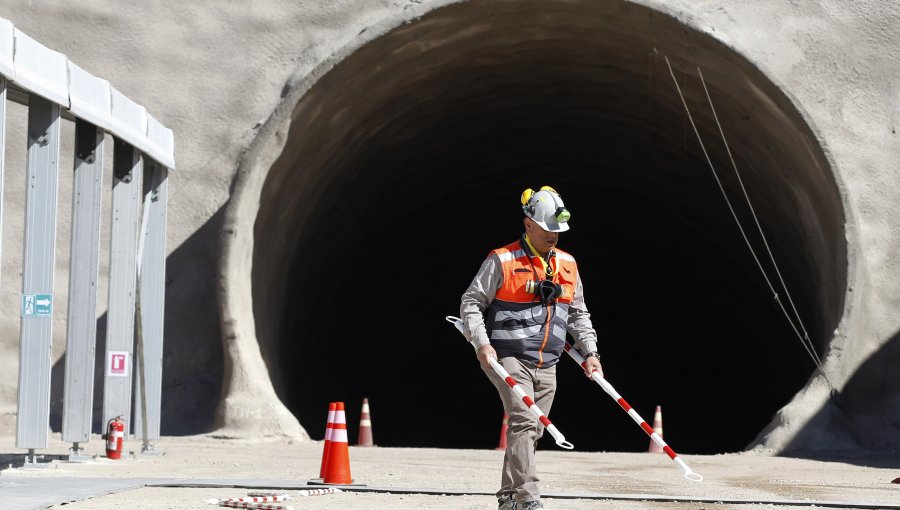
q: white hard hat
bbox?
[521,186,571,232]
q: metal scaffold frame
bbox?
[0,17,175,462]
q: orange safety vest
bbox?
[486,238,578,368]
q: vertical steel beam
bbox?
[61,119,104,448]
[0,76,6,289]
[133,161,167,444]
[16,96,61,450]
[102,138,141,432]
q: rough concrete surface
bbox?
[0,0,897,455]
[1,435,898,510]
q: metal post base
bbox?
[139,441,163,457]
[21,449,52,469]
[66,443,93,462]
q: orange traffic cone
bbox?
[323,401,353,484]
[357,398,374,447]
[495,413,509,450]
[648,405,664,453]
[318,402,337,478]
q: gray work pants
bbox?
[482,356,558,504]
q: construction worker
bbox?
[460,186,602,510]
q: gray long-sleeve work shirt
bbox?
[460,252,599,357]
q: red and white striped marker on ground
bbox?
[206,495,291,506]
[207,495,290,504]
[562,343,702,482]
[445,316,574,450]
[298,487,343,496]
[215,503,294,510]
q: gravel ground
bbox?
[1,435,897,509]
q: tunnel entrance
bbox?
[251,1,845,454]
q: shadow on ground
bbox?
[0,452,70,471]
[781,328,900,468]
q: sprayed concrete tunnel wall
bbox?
[250,2,847,453]
[1,1,898,454]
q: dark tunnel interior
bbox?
[251,1,845,454]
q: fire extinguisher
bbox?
[106,415,126,459]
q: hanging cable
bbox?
[696,67,828,373]
[662,55,835,391]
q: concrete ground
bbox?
[1,435,898,510]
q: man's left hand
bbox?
[584,356,603,378]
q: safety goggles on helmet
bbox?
[520,186,571,232]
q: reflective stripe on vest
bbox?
[493,305,569,324]
[485,239,578,368]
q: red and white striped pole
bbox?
[487,357,574,449]
[445,316,574,450]
[562,343,702,481]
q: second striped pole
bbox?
[562,343,702,481]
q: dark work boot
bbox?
[498,496,518,510]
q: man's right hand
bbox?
[476,344,497,369]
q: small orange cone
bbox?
[319,402,337,478]
[323,401,353,484]
[495,413,509,450]
[357,398,374,447]
[648,405,664,453]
